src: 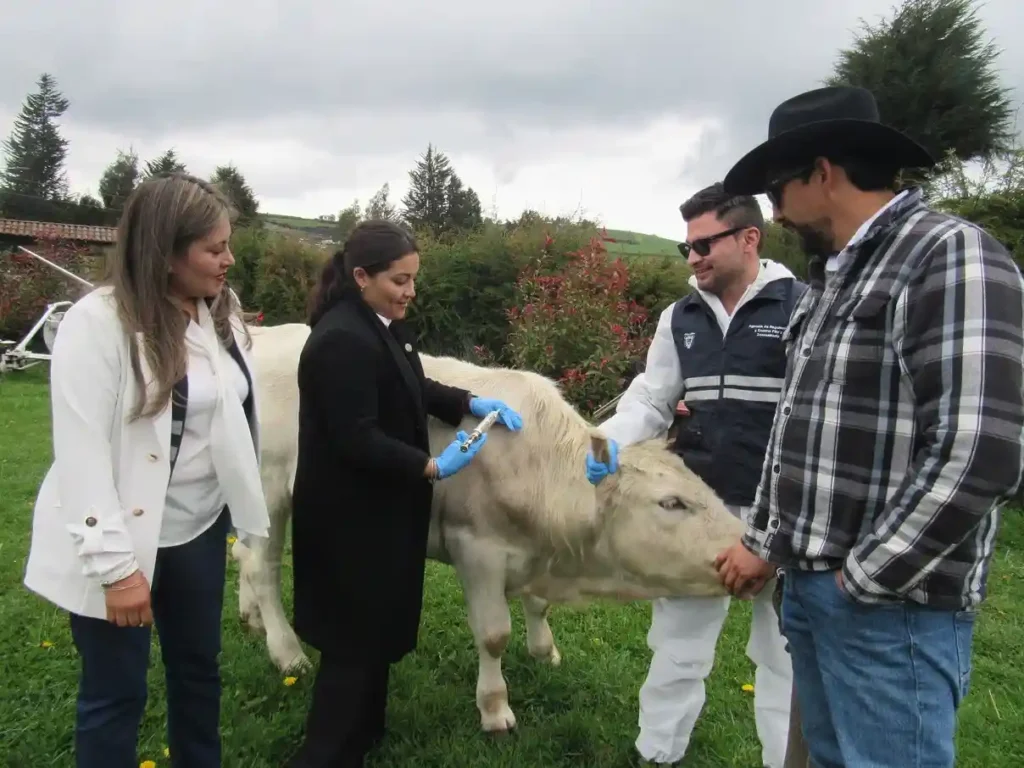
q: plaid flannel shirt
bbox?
[744,187,1024,610]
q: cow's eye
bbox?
[659,496,688,511]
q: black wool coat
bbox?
[290,294,472,662]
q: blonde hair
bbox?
[105,172,250,420]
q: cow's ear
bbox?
[590,430,611,465]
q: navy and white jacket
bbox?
[600,259,806,508]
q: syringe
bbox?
[460,410,500,452]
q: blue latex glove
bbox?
[469,396,524,431]
[585,438,619,485]
[434,430,488,479]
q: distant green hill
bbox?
[258,214,683,260]
[600,229,681,259]
[261,213,337,241]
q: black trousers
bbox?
[288,653,392,768]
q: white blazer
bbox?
[23,286,270,620]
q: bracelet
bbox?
[103,580,142,592]
[100,559,140,589]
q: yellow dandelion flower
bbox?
[227,535,237,545]
[40,640,54,648]
[741,683,755,692]
[284,676,298,686]
[140,761,157,768]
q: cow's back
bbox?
[421,355,600,564]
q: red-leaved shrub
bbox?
[500,237,652,415]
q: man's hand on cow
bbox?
[714,540,774,599]
[585,438,619,485]
[469,397,523,431]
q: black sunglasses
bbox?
[677,226,747,258]
[765,165,814,208]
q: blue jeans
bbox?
[69,510,230,768]
[780,568,976,768]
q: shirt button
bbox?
[85,516,97,527]
[132,508,144,517]
[769,518,780,529]
[783,406,791,415]
[773,464,781,473]
[147,453,158,462]
[801,347,811,357]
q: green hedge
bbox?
[228,228,327,325]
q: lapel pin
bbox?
[404,343,412,352]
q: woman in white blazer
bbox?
[23,172,270,768]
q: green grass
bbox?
[260,213,338,242]
[602,229,682,259]
[1,368,1021,767]
[259,212,683,259]
[261,213,336,232]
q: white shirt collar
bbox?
[376,313,392,327]
[185,297,221,356]
[826,189,909,275]
[846,188,908,250]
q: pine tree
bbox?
[365,182,400,221]
[336,199,362,242]
[445,173,483,232]
[98,148,141,211]
[211,164,260,227]
[402,144,453,234]
[144,149,187,177]
[402,144,484,237]
[0,73,72,220]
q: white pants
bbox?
[635,585,793,766]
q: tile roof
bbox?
[0,218,117,243]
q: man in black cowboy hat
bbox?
[713,85,1024,768]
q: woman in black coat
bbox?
[286,220,523,768]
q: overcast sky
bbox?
[1,0,1021,239]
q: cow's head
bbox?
[588,430,747,600]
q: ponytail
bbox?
[307,249,355,327]
[307,220,419,326]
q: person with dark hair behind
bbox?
[285,220,523,768]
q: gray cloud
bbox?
[1,0,1021,229]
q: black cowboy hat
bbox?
[722,85,935,196]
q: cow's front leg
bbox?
[234,539,263,631]
[449,532,516,734]
[233,509,310,674]
[522,594,561,666]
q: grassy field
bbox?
[260,212,683,260]
[1,367,1021,767]
[261,213,337,242]
[601,229,681,259]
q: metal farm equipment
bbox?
[0,246,94,375]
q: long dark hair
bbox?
[308,219,419,327]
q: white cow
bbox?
[233,322,747,733]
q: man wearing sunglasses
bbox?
[586,181,806,767]
[715,85,1024,768]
